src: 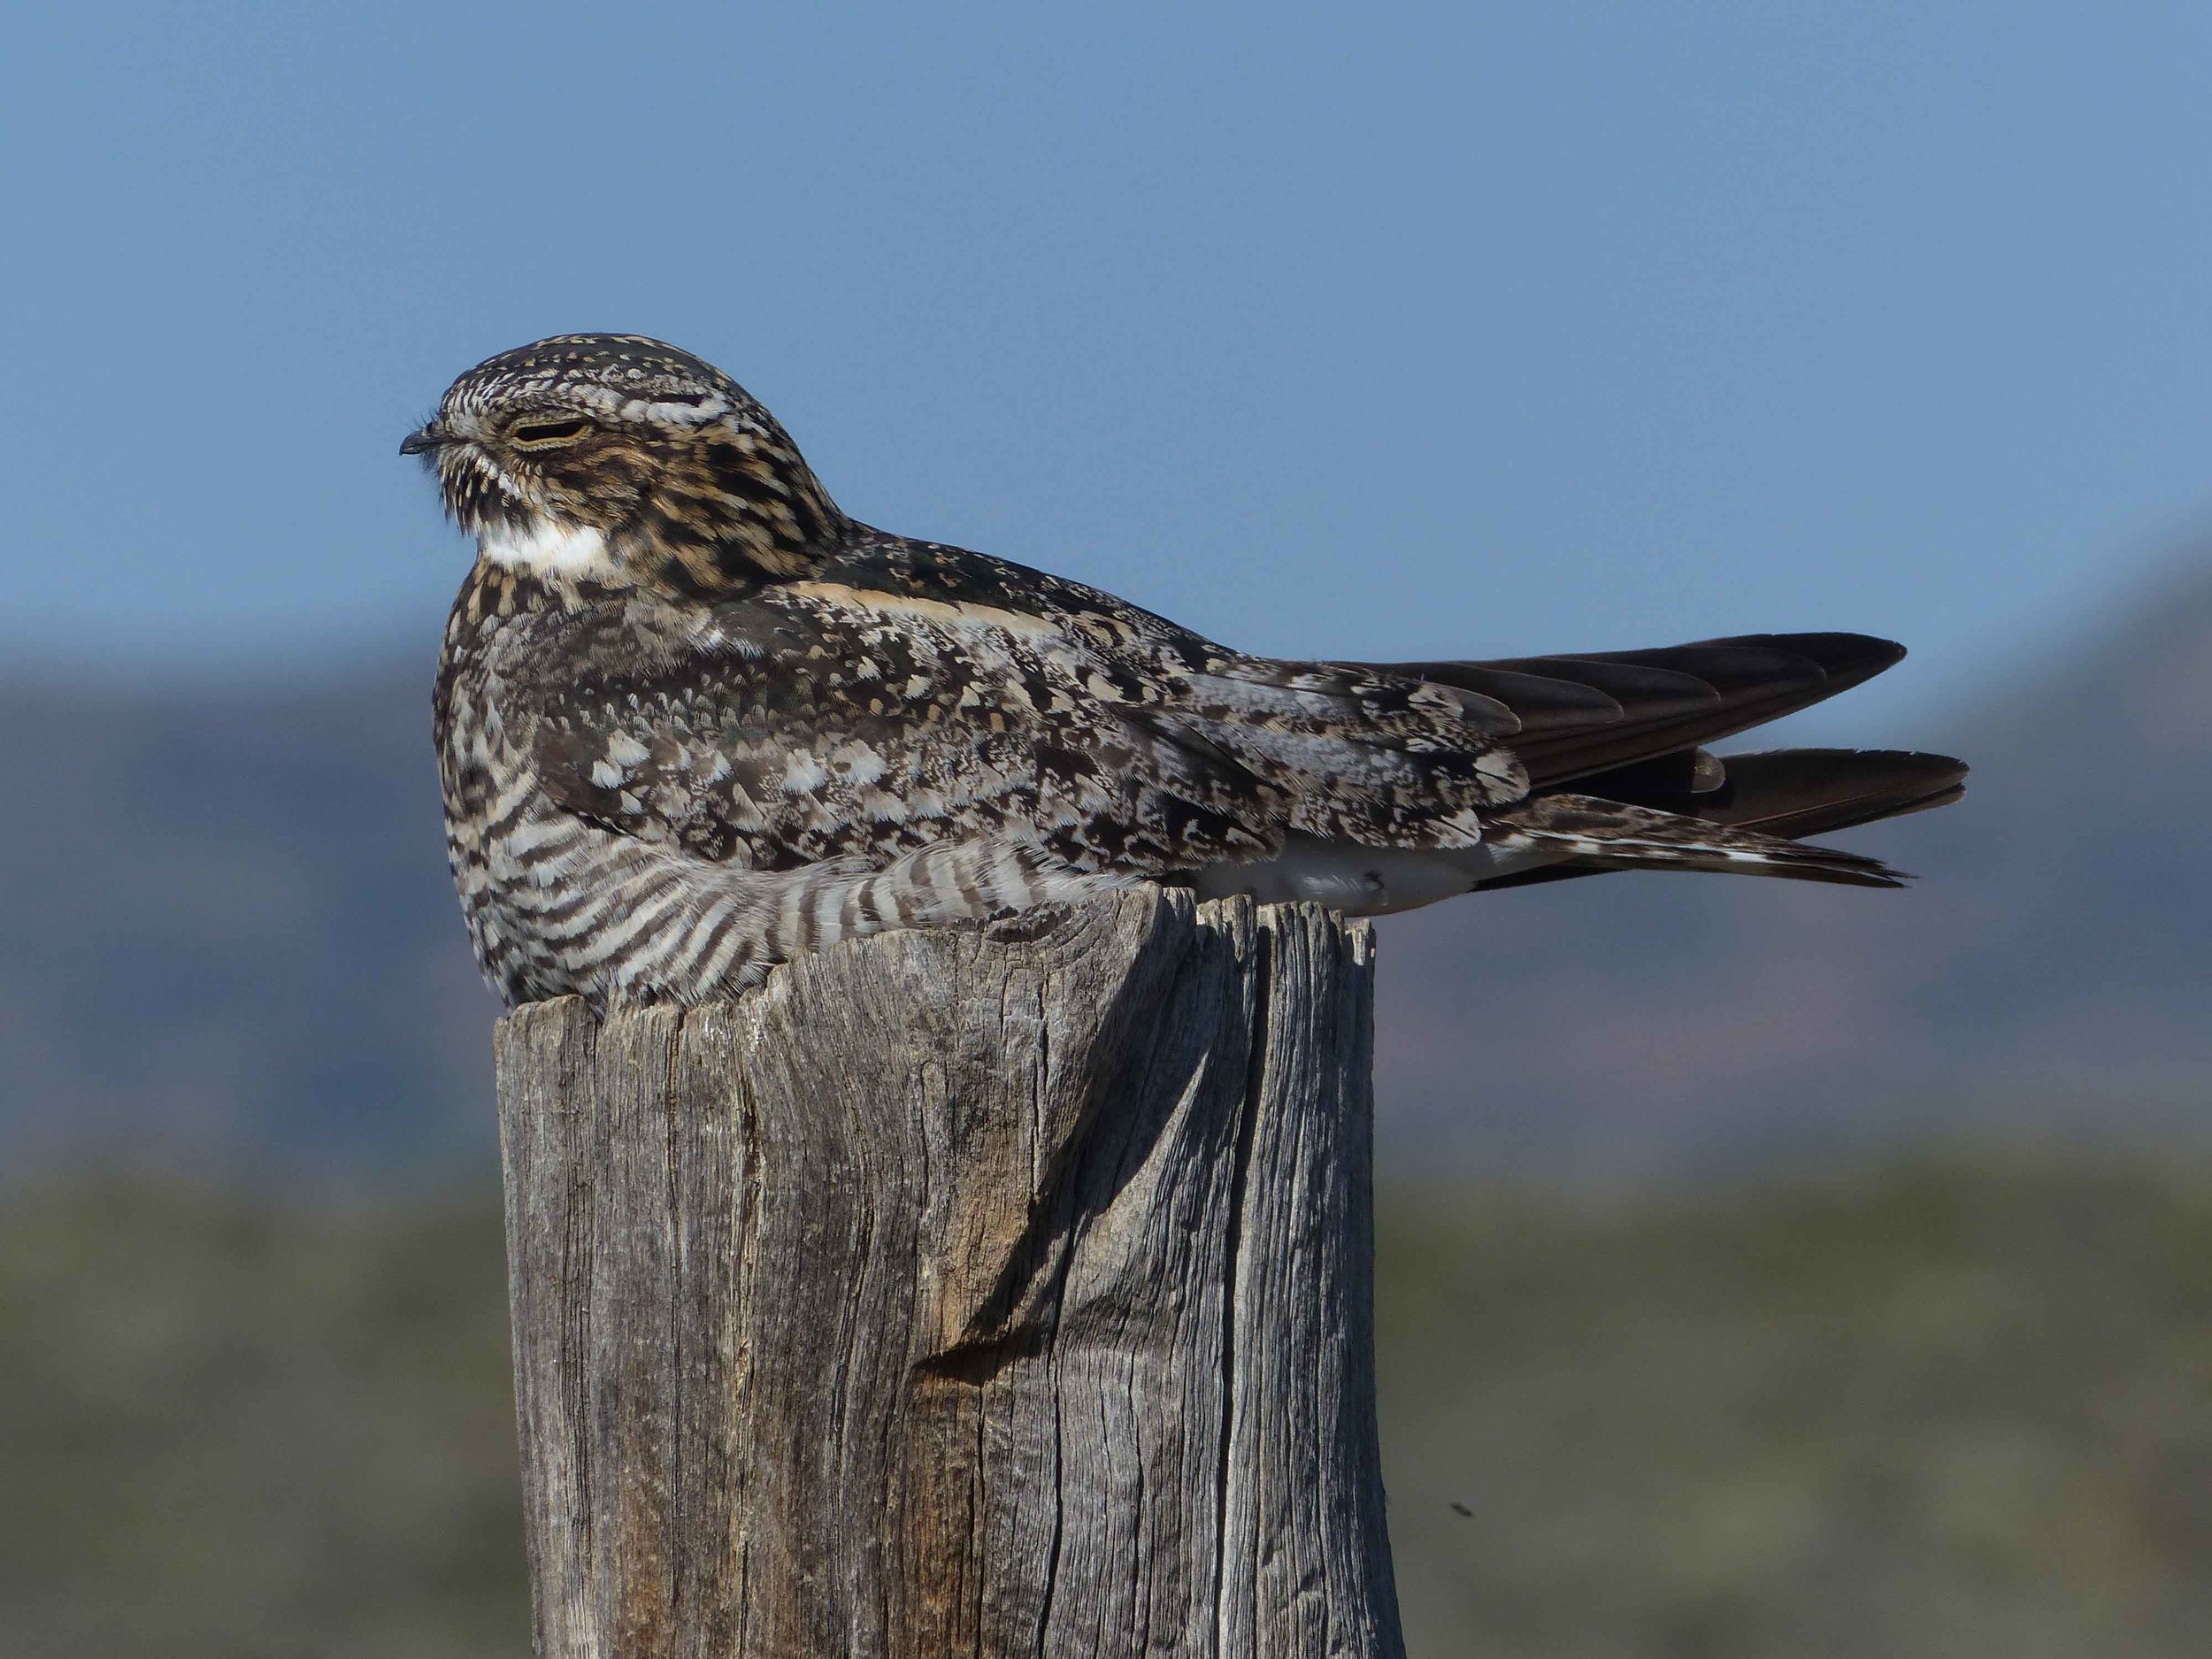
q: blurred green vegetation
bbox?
[0,1183,521,1659]
[3,1154,2208,1657]
[1378,1156,2212,1657]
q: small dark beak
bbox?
[399,423,445,457]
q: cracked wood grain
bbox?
[496,889,1404,1658]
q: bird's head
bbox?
[403,334,844,592]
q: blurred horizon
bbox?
[4,542,2208,1196]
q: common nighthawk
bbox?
[411,334,1965,1009]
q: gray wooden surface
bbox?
[495,889,1405,1658]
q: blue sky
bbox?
[7,3,2210,737]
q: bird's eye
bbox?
[510,418,592,447]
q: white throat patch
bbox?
[479,518,618,580]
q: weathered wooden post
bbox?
[495,889,1405,1658]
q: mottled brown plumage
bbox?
[412,334,1963,1008]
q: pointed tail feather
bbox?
[1658,748,1965,839]
[1473,749,1964,893]
[1561,747,1967,837]
[1486,791,1909,890]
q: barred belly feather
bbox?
[439,604,1128,1005]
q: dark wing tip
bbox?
[1717,631,1907,695]
[1552,631,1908,695]
[1360,631,1918,791]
